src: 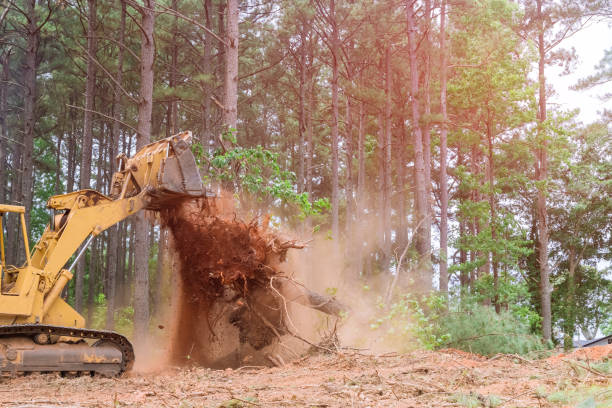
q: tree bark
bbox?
[330,0,340,241]
[223,0,238,130]
[76,0,98,313]
[169,0,178,135]
[87,146,104,324]
[563,248,578,349]
[201,0,214,148]
[406,0,430,291]
[421,0,432,262]
[21,0,38,223]
[486,114,499,313]
[345,95,354,235]
[134,0,156,343]
[438,0,449,294]
[0,51,9,203]
[106,0,126,331]
[297,32,307,194]
[383,46,392,265]
[356,100,365,277]
[536,0,552,342]
[305,60,315,200]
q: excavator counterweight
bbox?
[0,131,203,376]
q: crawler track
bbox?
[0,324,134,376]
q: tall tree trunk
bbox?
[133,0,156,343]
[305,66,315,199]
[330,0,340,241]
[383,46,392,264]
[169,0,178,135]
[376,112,386,265]
[356,100,365,277]
[223,0,238,130]
[76,0,98,313]
[396,113,407,249]
[438,0,449,294]
[297,33,307,194]
[345,95,353,235]
[0,51,9,203]
[536,0,552,342]
[564,248,578,350]
[201,0,213,148]
[54,134,62,195]
[406,0,430,291]
[87,143,104,324]
[421,0,432,263]
[486,115,499,312]
[22,0,38,221]
[106,0,126,331]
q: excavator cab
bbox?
[0,205,32,294]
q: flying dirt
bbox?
[161,197,347,368]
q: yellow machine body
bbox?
[0,132,203,375]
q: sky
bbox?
[547,20,612,124]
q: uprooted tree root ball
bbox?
[160,198,308,368]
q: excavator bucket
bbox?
[159,134,204,196]
[110,131,205,207]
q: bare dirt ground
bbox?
[0,345,610,408]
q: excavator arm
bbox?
[0,131,204,375]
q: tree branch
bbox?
[66,104,140,136]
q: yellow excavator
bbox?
[0,131,203,376]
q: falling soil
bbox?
[160,198,304,368]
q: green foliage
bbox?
[369,293,451,351]
[88,293,108,330]
[439,303,546,357]
[371,293,546,356]
[115,306,135,339]
[197,142,329,219]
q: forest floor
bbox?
[0,344,610,408]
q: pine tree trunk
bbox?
[223,0,238,130]
[76,0,97,313]
[0,51,8,203]
[486,116,499,312]
[421,0,432,262]
[305,69,315,199]
[564,248,577,350]
[169,0,178,134]
[406,0,430,291]
[383,46,392,265]
[87,146,104,324]
[201,0,213,148]
[21,0,38,223]
[345,95,353,235]
[330,0,340,241]
[536,0,552,342]
[438,0,449,294]
[106,0,126,331]
[134,0,156,343]
[396,114,408,249]
[297,34,307,194]
[376,112,386,267]
[356,100,365,277]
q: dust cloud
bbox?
[139,194,412,371]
